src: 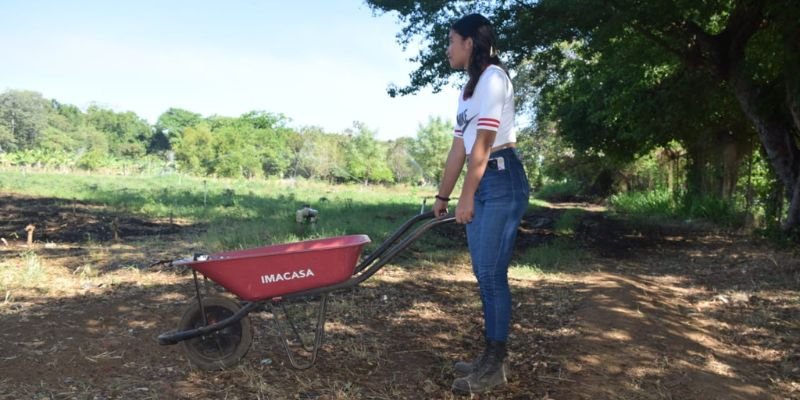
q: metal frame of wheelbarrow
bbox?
[158,211,454,369]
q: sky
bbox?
[0,1,462,141]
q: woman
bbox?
[433,13,530,394]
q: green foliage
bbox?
[343,122,394,184]
[410,116,453,184]
[76,150,109,171]
[37,126,81,154]
[175,124,214,175]
[0,124,11,152]
[554,209,585,236]
[293,127,348,181]
[0,90,51,151]
[535,181,581,202]
[154,108,203,150]
[0,89,465,186]
[86,106,152,158]
[681,195,742,225]
[212,125,263,178]
[387,137,424,184]
[610,189,746,227]
[609,189,677,218]
[367,0,800,229]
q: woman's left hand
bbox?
[455,196,474,224]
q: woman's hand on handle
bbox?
[433,198,449,219]
[455,196,474,224]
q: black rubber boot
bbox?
[451,341,508,395]
[453,338,489,376]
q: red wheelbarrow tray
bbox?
[173,234,371,302]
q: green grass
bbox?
[510,238,587,278]
[555,209,585,235]
[0,169,564,276]
[609,189,747,227]
[608,189,677,217]
[1,169,535,255]
[535,180,582,201]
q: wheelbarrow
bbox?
[158,211,454,370]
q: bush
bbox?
[680,194,745,227]
[76,150,108,171]
[610,189,747,227]
[535,180,582,201]
[608,189,676,217]
[554,209,585,235]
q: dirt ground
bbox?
[0,194,798,399]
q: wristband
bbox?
[435,194,450,202]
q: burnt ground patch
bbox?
[0,194,194,244]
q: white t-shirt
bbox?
[453,64,515,155]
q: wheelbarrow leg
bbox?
[271,293,329,369]
[279,300,318,352]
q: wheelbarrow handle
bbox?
[354,211,440,273]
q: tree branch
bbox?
[629,22,696,64]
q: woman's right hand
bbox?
[433,198,449,218]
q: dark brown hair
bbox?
[451,13,506,99]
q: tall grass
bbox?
[554,209,585,235]
[608,189,677,217]
[534,180,582,202]
[609,189,747,227]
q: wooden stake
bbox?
[112,217,120,242]
[25,224,35,246]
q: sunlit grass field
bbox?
[0,169,577,281]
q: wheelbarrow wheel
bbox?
[179,295,253,371]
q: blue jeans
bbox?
[466,147,530,343]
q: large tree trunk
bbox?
[684,139,719,203]
[721,141,739,200]
[729,65,800,230]
[783,34,800,230]
[679,0,800,230]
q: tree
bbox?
[410,116,452,184]
[367,0,800,230]
[343,122,394,184]
[0,124,12,153]
[388,137,424,184]
[0,90,51,151]
[86,106,152,158]
[153,108,203,151]
[50,100,84,130]
[294,127,348,181]
[174,123,215,175]
[211,125,262,178]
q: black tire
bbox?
[179,295,253,371]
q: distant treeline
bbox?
[0,90,453,184]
